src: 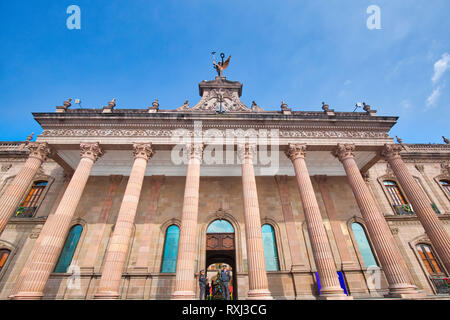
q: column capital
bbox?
[27,142,52,161]
[186,143,204,160]
[237,143,257,161]
[133,143,154,160]
[80,142,104,162]
[381,143,403,161]
[285,143,307,161]
[333,143,355,162]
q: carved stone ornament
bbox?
[333,143,355,162]
[237,143,257,161]
[1,164,12,172]
[80,142,104,162]
[415,164,425,173]
[215,208,229,220]
[40,128,390,139]
[189,77,251,112]
[186,143,204,160]
[27,142,52,161]
[133,143,154,160]
[285,143,307,161]
[441,161,450,176]
[381,143,403,160]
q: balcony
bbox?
[393,204,414,215]
[430,276,450,295]
[14,207,36,218]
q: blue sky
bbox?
[0,0,449,143]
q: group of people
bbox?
[199,265,232,300]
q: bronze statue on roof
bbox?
[212,52,231,77]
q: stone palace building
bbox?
[0,73,449,300]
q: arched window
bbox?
[261,224,280,271]
[383,180,407,206]
[416,243,443,275]
[54,225,83,273]
[16,180,48,217]
[351,222,378,268]
[207,220,234,233]
[0,249,11,272]
[439,180,450,195]
[161,225,180,273]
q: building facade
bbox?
[0,75,449,300]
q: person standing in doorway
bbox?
[199,270,207,300]
[220,265,231,300]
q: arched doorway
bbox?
[205,219,237,300]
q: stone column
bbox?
[334,143,422,298]
[171,144,203,300]
[0,142,52,234]
[11,142,103,300]
[95,143,154,299]
[238,143,272,300]
[315,175,357,270]
[286,144,348,299]
[382,144,450,273]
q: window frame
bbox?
[347,218,380,271]
[378,177,412,215]
[14,176,54,218]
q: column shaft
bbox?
[334,144,422,298]
[383,144,450,273]
[239,144,272,300]
[95,143,153,299]
[0,142,51,234]
[286,144,347,299]
[172,144,203,300]
[11,142,103,300]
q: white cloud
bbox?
[344,80,351,86]
[432,52,450,83]
[426,86,441,108]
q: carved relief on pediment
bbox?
[190,88,251,112]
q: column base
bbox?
[9,292,43,300]
[247,289,273,300]
[319,286,353,300]
[386,284,427,299]
[93,291,120,300]
[171,290,196,300]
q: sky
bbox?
[0,0,449,143]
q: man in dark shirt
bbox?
[220,265,231,300]
[199,270,207,300]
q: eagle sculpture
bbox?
[213,55,231,77]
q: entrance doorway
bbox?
[205,220,237,300]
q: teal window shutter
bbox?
[351,222,378,268]
[261,224,280,271]
[54,225,83,273]
[161,225,180,273]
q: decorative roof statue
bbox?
[56,98,72,112]
[322,102,329,111]
[148,99,159,113]
[396,136,403,144]
[177,100,190,111]
[26,132,34,142]
[212,52,231,77]
[443,136,450,144]
[103,98,116,113]
[251,101,264,112]
[280,100,292,114]
[362,102,371,112]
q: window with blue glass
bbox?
[54,224,83,273]
[207,220,234,233]
[351,222,378,268]
[161,225,180,273]
[261,224,280,271]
